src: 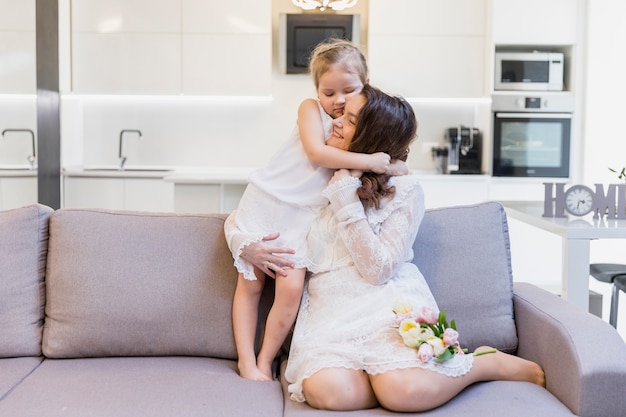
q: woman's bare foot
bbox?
[238,361,272,381]
[475,346,546,387]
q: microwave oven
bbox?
[494,52,564,91]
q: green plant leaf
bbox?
[436,349,453,363]
[439,310,447,326]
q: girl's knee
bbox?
[276,274,305,298]
[237,275,264,297]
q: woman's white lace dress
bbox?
[285,175,474,403]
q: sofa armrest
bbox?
[513,282,626,417]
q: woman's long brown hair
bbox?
[348,85,418,209]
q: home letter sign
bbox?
[543,183,626,218]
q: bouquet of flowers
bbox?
[392,299,465,364]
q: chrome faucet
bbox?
[1,128,36,169]
[118,129,142,170]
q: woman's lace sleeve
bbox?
[323,176,424,286]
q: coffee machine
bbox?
[445,126,482,174]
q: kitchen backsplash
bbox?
[63,94,490,173]
[0,97,37,166]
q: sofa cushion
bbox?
[412,202,518,353]
[42,209,242,359]
[0,204,53,357]
[0,357,283,417]
[0,357,42,400]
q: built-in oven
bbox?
[491,94,575,177]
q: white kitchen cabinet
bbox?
[181,0,271,96]
[368,0,487,98]
[488,178,553,203]
[416,175,491,209]
[0,0,35,94]
[167,171,249,214]
[124,178,174,212]
[63,176,174,212]
[173,184,223,214]
[182,34,271,95]
[71,0,271,95]
[368,36,486,98]
[182,0,269,34]
[492,0,578,45]
[72,33,181,95]
[63,177,124,210]
[0,175,37,210]
[369,0,485,37]
[167,169,491,214]
[71,0,180,33]
[71,0,181,94]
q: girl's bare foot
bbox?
[475,346,546,387]
[238,361,271,381]
[258,360,273,381]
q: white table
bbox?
[502,201,626,312]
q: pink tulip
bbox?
[443,328,459,346]
[418,307,438,325]
[417,343,434,363]
[393,311,419,326]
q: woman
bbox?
[242,85,545,412]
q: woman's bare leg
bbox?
[256,267,306,379]
[370,346,545,413]
[303,368,379,411]
[232,270,267,381]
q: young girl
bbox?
[225,39,400,381]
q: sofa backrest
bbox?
[6,202,517,359]
[412,202,518,353]
[42,208,272,360]
[0,204,53,358]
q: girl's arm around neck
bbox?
[297,99,389,173]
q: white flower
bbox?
[426,337,447,357]
[399,319,421,348]
[393,299,414,315]
[393,300,465,364]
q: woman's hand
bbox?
[329,168,363,185]
[240,233,295,279]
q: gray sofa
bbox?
[1,202,625,417]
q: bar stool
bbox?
[589,263,626,328]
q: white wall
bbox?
[60,0,492,173]
[509,0,626,339]
[582,0,626,338]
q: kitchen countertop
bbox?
[0,166,38,177]
[63,165,177,179]
[61,165,490,183]
[163,167,256,184]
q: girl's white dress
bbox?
[285,175,474,403]
[224,101,334,280]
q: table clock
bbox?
[543,182,626,218]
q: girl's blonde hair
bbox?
[308,39,368,89]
